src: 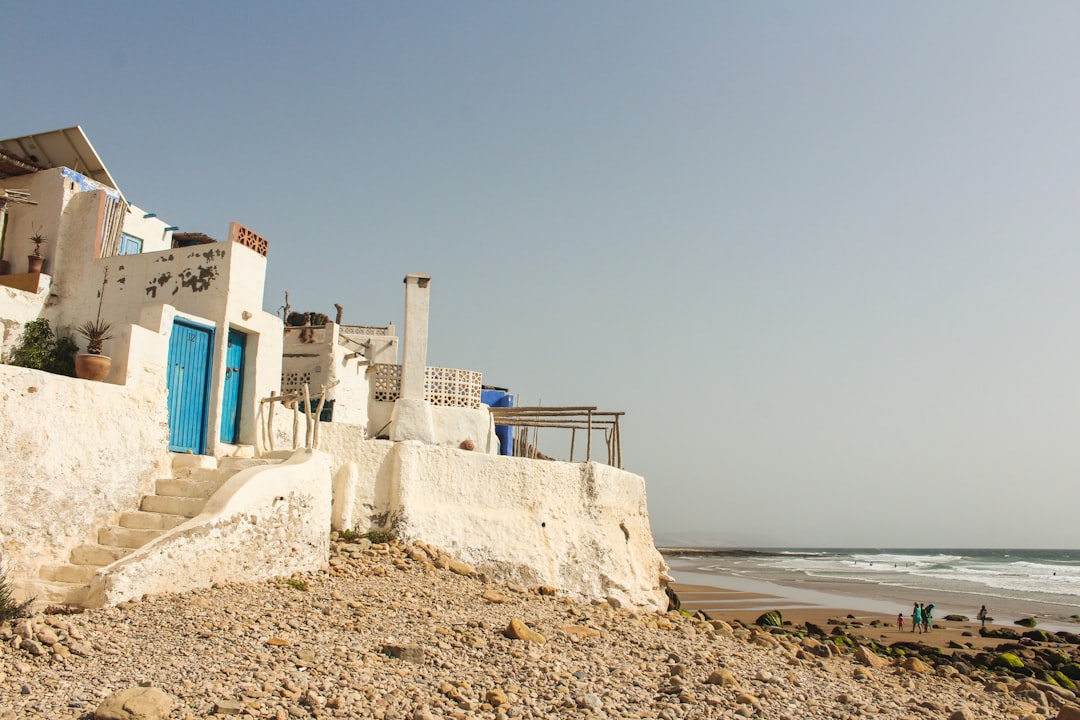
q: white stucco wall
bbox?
[0,169,66,273]
[369,400,498,452]
[389,443,668,610]
[86,449,332,607]
[0,280,50,358]
[304,433,668,610]
[0,364,170,585]
[120,203,172,253]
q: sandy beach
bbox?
[664,553,1080,653]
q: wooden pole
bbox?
[586,409,592,462]
[266,391,275,452]
[303,383,313,448]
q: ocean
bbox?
[667,548,1080,632]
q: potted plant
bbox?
[74,268,113,381]
[27,229,45,273]
[75,319,114,381]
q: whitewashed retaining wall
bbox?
[388,443,668,611]
[0,365,170,583]
[86,449,332,607]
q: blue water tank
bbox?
[481,387,514,456]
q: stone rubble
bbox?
[1,535,1076,719]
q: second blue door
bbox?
[220,329,246,444]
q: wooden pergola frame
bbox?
[487,406,624,468]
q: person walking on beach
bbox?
[923,603,933,633]
[912,602,922,633]
[978,605,988,627]
[897,613,904,631]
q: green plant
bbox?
[360,529,394,544]
[0,556,34,622]
[285,578,309,591]
[29,228,45,257]
[5,319,78,376]
[76,319,114,355]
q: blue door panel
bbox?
[167,320,214,454]
[220,329,246,444]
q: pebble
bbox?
[0,539,1017,719]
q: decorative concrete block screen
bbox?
[370,364,482,409]
[340,325,392,337]
[281,371,312,394]
[228,221,269,257]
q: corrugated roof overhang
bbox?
[0,126,124,202]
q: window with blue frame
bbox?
[118,233,143,255]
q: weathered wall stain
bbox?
[178,265,219,293]
[144,272,174,298]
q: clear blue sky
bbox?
[9,2,1080,547]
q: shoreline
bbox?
[664,553,1080,643]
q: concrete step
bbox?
[141,494,206,518]
[170,453,218,471]
[39,563,98,584]
[16,579,90,607]
[97,526,163,549]
[218,457,278,473]
[217,443,256,459]
[119,510,188,530]
[154,477,225,499]
[70,544,132,566]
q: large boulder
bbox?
[94,687,173,720]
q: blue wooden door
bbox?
[167,320,214,454]
[220,329,246,444]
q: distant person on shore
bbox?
[923,603,934,632]
[912,602,922,633]
[897,613,904,631]
[978,605,988,627]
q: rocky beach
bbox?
[3,536,1080,720]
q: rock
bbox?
[485,688,508,707]
[482,588,510,603]
[944,615,970,622]
[853,666,875,681]
[1056,705,1080,720]
[1017,618,1039,628]
[34,626,60,646]
[504,618,546,643]
[94,687,173,720]
[447,560,475,577]
[559,625,601,640]
[576,693,602,711]
[854,646,888,669]
[213,700,245,715]
[756,610,783,627]
[947,707,976,720]
[705,669,740,687]
[382,643,426,664]
[994,653,1026,669]
[20,639,44,656]
[902,657,933,674]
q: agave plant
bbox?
[76,319,114,355]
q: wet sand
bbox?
[665,554,1080,650]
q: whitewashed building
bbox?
[0,127,283,456]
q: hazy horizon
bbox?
[8,2,1080,548]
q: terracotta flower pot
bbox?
[27,255,44,273]
[75,353,111,382]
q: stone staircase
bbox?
[27,452,274,607]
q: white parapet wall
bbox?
[86,448,332,607]
[386,442,669,611]
[0,365,170,585]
